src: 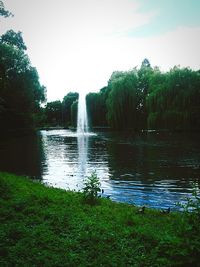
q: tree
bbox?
[86,88,108,127]
[137,58,154,128]
[71,100,78,127]
[107,70,141,130]
[146,69,167,129]
[146,66,200,130]
[0,30,27,50]
[0,0,13,18]
[45,101,62,126]
[0,30,46,131]
[62,92,78,126]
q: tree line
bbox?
[37,92,79,128]
[44,58,200,131]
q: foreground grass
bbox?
[0,173,200,267]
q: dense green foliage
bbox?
[40,92,79,128]
[43,60,200,132]
[70,99,78,127]
[85,59,200,131]
[45,100,63,126]
[146,67,200,130]
[1,172,200,266]
[86,87,108,127]
[107,70,142,130]
[0,29,46,132]
[62,92,79,127]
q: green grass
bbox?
[0,172,200,267]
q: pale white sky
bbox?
[1,0,200,101]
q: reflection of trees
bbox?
[104,132,200,208]
[77,134,111,191]
[0,132,43,178]
[106,132,200,184]
[63,136,79,163]
[88,131,199,190]
[87,136,108,164]
[106,132,150,180]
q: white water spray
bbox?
[77,91,89,180]
[77,92,88,134]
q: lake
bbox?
[0,129,200,210]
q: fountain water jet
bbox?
[76,92,96,180]
[77,91,89,180]
[77,92,88,134]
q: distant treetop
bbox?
[0,30,27,50]
[0,0,13,18]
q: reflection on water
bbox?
[0,129,200,209]
[40,130,102,191]
[77,134,88,180]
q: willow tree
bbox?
[146,67,200,130]
[107,69,141,130]
[86,87,108,127]
[62,92,78,126]
[137,58,154,128]
[71,100,78,128]
[146,68,167,128]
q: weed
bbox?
[176,186,200,219]
[82,172,101,204]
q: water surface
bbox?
[0,129,199,209]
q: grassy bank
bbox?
[0,173,200,266]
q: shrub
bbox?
[83,172,101,204]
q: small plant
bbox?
[83,172,101,204]
[176,186,200,218]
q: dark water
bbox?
[0,129,200,209]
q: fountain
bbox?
[77,92,89,180]
[77,92,88,134]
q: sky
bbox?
[1,0,200,101]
